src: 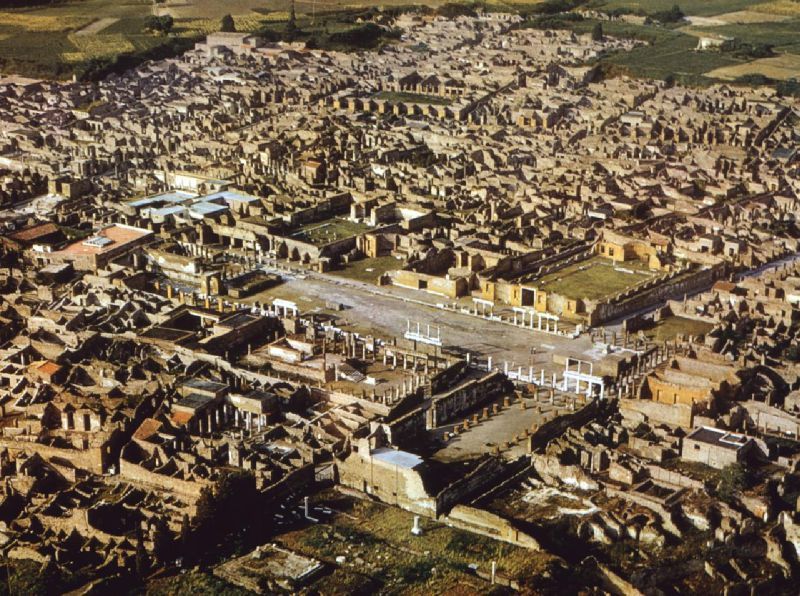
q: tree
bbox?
[591,22,603,42]
[651,4,684,24]
[192,471,259,555]
[143,15,174,34]
[286,0,298,39]
[179,513,191,551]
[135,527,149,579]
[717,462,750,502]
[152,517,174,566]
[220,14,235,33]
[193,485,217,543]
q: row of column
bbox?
[512,309,559,333]
[190,402,269,435]
[383,350,431,374]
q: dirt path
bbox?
[74,17,119,36]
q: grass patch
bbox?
[534,256,656,301]
[601,28,744,80]
[290,218,372,246]
[0,0,274,79]
[396,559,436,584]
[527,8,799,88]
[279,495,553,590]
[592,0,760,17]
[329,255,403,283]
[687,18,800,51]
[147,569,251,596]
[374,90,453,105]
[643,315,714,342]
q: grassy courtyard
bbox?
[374,90,453,105]
[290,218,372,246]
[278,492,556,594]
[643,315,714,342]
[329,255,404,283]
[533,256,655,301]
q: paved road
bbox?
[245,266,595,373]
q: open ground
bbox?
[533,256,655,301]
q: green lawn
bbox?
[290,218,371,245]
[534,257,655,301]
[374,90,453,105]
[147,569,250,596]
[644,315,714,342]
[279,494,557,592]
[329,255,403,283]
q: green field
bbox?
[0,0,797,85]
[595,0,759,16]
[278,493,558,593]
[521,0,800,88]
[0,0,406,79]
[604,31,744,81]
[534,256,656,301]
[0,0,240,79]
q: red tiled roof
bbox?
[8,223,59,242]
[57,224,151,257]
[133,418,163,441]
[713,281,737,293]
[33,360,63,376]
[170,411,194,427]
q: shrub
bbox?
[143,15,174,34]
[716,463,751,502]
[649,4,684,24]
[220,14,235,33]
[437,3,478,18]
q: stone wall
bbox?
[589,264,726,326]
[0,437,104,475]
[628,436,672,463]
[337,450,438,517]
[435,456,506,515]
[681,436,748,469]
[530,453,599,491]
[261,463,315,504]
[118,458,209,505]
[620,398,696,429]
[646,465,705,490]
[445,504,540,549]
[427,371,509,428]
[389,269,469,298]
[529,400,599,451]
[430,359,469,394]
[380,407,426,447]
